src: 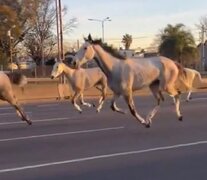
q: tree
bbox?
[122,34,132,50]
[23,0,77,65]
[0,0,39,67]
[196,16,207,32]
[158,24,198,65]
[0,0,78,68]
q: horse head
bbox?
[72,34,96,68]
[51,62,64,79]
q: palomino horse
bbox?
[51,62,107,113]
[72,34,185,127]
[177,67,207,102]
[0,71,32,125]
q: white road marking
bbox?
[0,115,93,126]
[0,140,206,173]
[37,104,59,107]
[0,117,70,126]
[190,97,207,101]
[0,126,124,142]
[0,107,13,110]
[0,112,31,116]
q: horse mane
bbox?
[174,62,187,77]
[90,39,126,60]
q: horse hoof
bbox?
[178,116,183,121]
[27,120,32,125]
[145,123,151,128]
[120,110,127,114]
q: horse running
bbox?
[51,62,107,113]
[72,34,185,127]
[0,71,32,125]
[177,67,207,101]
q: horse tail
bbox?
[6,72,28,87]
[193,70,207,89]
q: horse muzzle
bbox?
[71,60,77,67]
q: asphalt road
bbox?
[0,92,207,180]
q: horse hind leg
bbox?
[71,92,83,113]
[165,86,183,121]
[124,93,149,128]
[96,96,104,112]
[146,81,163,125]
[173,94,183,121]
[186,91,192,102]
[159,90,165,102]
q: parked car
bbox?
[7,63,19,70]
[17,56,36,70]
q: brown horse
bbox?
[172,67,207,102]
[0,71,32,125]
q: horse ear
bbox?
[88,34,93,42]
[84,37,88,42]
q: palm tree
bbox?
[122,34,132,50]
[158,23,198,65]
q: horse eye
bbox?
[84,47,87,50]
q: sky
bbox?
[61,0,207,49]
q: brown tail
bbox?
[6,72,28,87]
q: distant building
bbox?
[119,49,135,58]
[119,49,158,58]
[143,52,158,58]
[197,40,207,71]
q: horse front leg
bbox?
[71,92,82,113]
[14,104,32,125]
[186,91,192,102]
[80,93,92,107]
[110,94,126,114]
[96,82,107,112]
[6,93,32,125]
[124,93,149,128]
[9,97,32,125]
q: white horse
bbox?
[72,35,186,127]
[0,71,32,125]
[51,62,107,113]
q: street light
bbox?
[88,17,111,42]
[7,25,16,72]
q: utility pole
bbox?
[201,25,206,71]
[55,0,64,61]
[55,0,68,99]
[58,0,64,61]
[7,25,16,72]
[55,0,60,61]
